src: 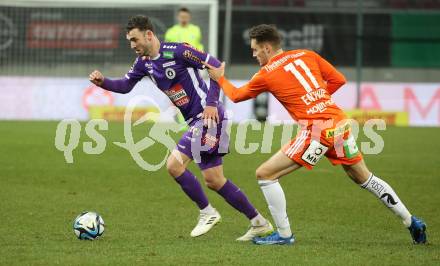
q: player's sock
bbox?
[258,180,292,238]
[361,173,412,227]
[175,170,209,210]
[250,213,268,227]
[216,179,259,220]
[200,204,217,215]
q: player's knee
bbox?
[204,178,222,191]
[203,173,225,191]
[205,180,219,190]
[166,157,185,178]
[256,166,271,180]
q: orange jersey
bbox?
[218,49,347,123]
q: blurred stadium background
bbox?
[1,1,440,265]
[1,0,440,125]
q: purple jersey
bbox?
[101,42,222,125]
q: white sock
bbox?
[258,180,292,238]
[361,174,412,227]
[250,213,267,227]
[200,204,216,215]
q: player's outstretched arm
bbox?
[204,62,264,103]
[88,70,137,94]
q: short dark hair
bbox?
[249,24,282,48]
[126,15,155,33]
[178,7,191,14]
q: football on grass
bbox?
[73,211,105,240]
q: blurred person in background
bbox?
[165,7,204,51]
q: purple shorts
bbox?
[176,114,230,170]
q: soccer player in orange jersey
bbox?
[204,24,427,245]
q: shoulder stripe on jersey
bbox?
[125,74,130,80]
[204,54,210,63]
[187,67,206,107]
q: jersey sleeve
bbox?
[313,51,346,94]
[176,43,220,69]
[101,57,144,94]
[218,72,267,103]
[206,80,220,107]
[125,57,146,81]
[176,43,221,107]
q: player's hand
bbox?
[202,105,219,129]
[203,62,225,82]
[89,70,105,86]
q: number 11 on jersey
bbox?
[284,59,320,93]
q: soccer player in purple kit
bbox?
[89,15,273,240]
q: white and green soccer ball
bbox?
[73,211,105,240]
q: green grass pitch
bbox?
[0,121,439,265]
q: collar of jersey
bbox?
[151,53,161,60]
[152,43,168,61]
[268,51,287,64]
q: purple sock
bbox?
[175,170,209,210]
[217,180,258,220]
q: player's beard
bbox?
[258,55,269,66]
[135,47,148,57]
[142,43,154,57]
[258,58,267,66]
